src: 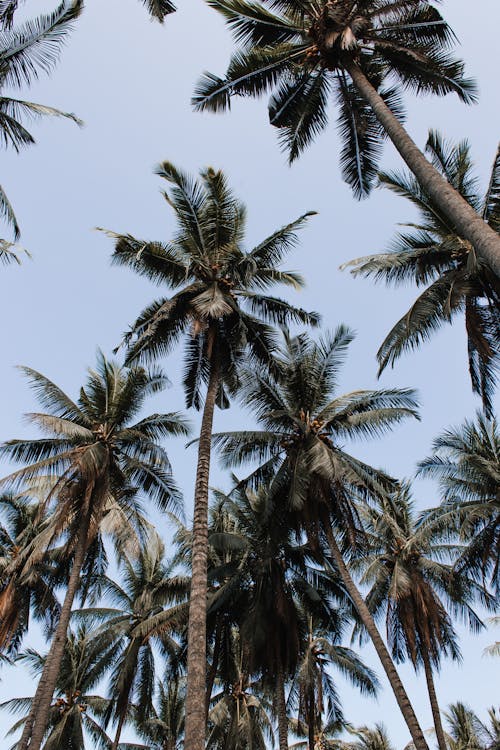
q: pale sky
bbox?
[0,0,498,746]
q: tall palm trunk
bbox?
[184,345,221,750]
[346,61,500,278]
[112,712,128,750]
[19,507,92,750]
[422,648,448,750]
[324,526,429,750]
[275,659,289,750]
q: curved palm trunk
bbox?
[19,508,92,750]
[276,660,289,750]
[184,350,221,750]
[346,62,500,278]
[422,649,448,750]
[324,526,429,750]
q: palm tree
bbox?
[2,625,120,750]
[0,353,188,750]
[0,491,62,656]
[353,487,493,750]
[207,483,339,750]
[342,132,500,415]
[444,703,500,750]
[78,533,188,749]
[193,0,500,277]
[103,161,319,750]
[418,412,500,596]
[134,675,186,750]
[0,0,83,240]
[207,627,275,750]
[290,616,378,750]
[212,328,430,750]
[346,725,396,750]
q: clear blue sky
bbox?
[0,0,498,746]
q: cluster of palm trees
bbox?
[0,1,498,749]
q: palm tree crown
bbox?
[213,326,419,538]
[0,353,188,750]
[106,161,318,405]
[342,132,500,415]
[193,0,474,197]
[418,412,500,596]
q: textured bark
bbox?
[324,526,429,750]
[184,349,221,750]
[276,660,289,750]
[422,649,448,750]
[346,61,500,278]
[19,508,92,750]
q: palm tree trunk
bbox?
[184,345,221,750]
[346,61,500,278]
[276,660,288,750]
[112,711,128,750]
[18,507,92,750]
[422,649,447,750]
[324,526,429,750]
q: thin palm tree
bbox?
[0,492,60,656]
[134,675,186,750]
[103,161,319,750]
[0,353,188,750]
[207,627,275,750]
[193,0,500,276]
[207,483,340,750]
[212,328,430,750]
[0,0,83,240]
[342,132,500,415]
[353,486,493,750]
[77,533,188,749]
[418,412,500,596]
[290,616,378,750]
[2,625,120,750]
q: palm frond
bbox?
[0,0,83,89]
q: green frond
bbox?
[104,228,189,288]
[376,272,466,374]
[336,71,383,198]
[269,69,330,163]
[192,43,305,112]
[207,0,301,47]
[141,0,176,21]
[0,0,83,89]
[377,43,477,104]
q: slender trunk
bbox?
[422,649,447,750]
[308,693,315,750]
[19,508,92,750]
[275,660,288,750]
[111,711,127,750]
[184,345,220,750]
[324,526,429,750]
[346,61,500,278]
